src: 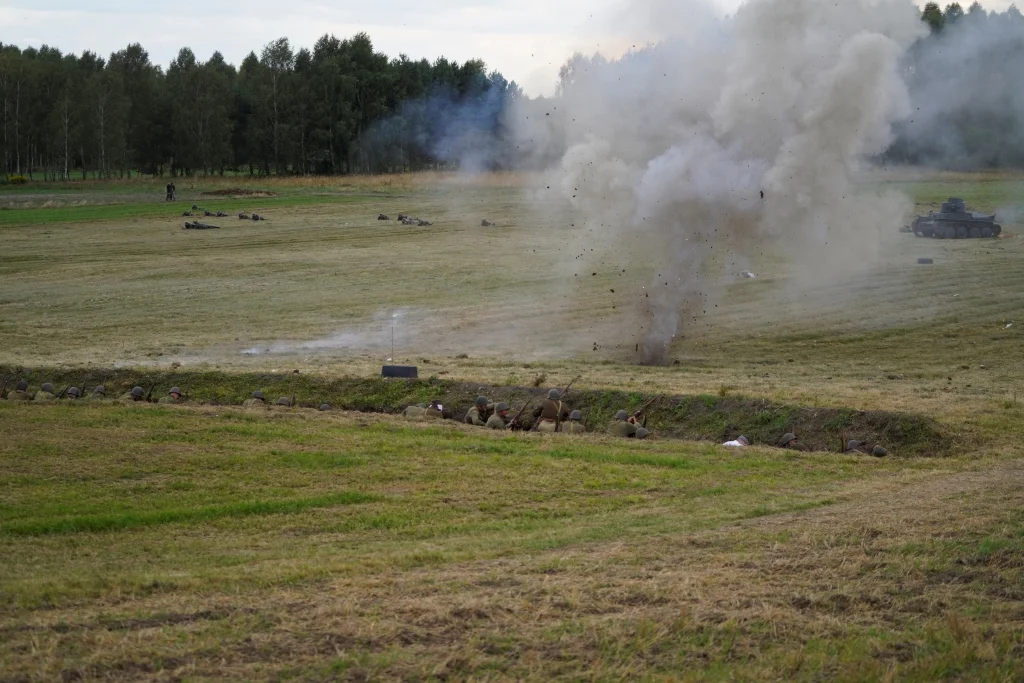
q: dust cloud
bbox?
[543,0,924,363]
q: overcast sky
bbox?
[0,0,1017,96]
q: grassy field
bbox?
[1,170,1023,680]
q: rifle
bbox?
[631,395,663,423]
[559,375,581,399]
[56,385,70,400]
[145,384,155,403]
[506,398,534,431]
[554,376,582,432]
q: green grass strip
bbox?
[1,491,378,537]
[0,194,370,227]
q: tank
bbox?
[909,197,1001,239]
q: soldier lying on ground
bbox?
[608,410,635,437]
[723,435,750,448]
[563,410,586,434]
[88,385,107,401]
[62,387,81,400]
[405,400,445,420]
[119,386,146,403]
[845,440,889,457]
[158,387,184,405]
[464,396,495,426]
[608,410,649,439]
[486,403,510,429]
[778,433,807,451]
[242,390,266,408]
[34,383,56,402]
[7,380,32,401]
[533,389,569,433]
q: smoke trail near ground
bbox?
[545,0,924,363]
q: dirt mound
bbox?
[200,189,277,197]
[2,367,953,457]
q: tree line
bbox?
[885,2,1024,168]
[0,33,523,179]
[4,3,1024,180]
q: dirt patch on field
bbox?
[1,367,955,456]
[200,188,277,197]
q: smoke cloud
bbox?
[888,7,1024,168]
[545,0,924,362]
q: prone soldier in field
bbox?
[62,387,81,400]
[7,380,33,401]
[563,410,587,434]
[243,390,267,408]
[609,410,639,438]
[158,387,185,405]
[486,403,511,429]
[778,433,807,451]
[34,383,57,401]
[464,396,495,426]
[845,439,888,458]
[88,385,107,401]
[118,386,146,403]
[533,389,569,433]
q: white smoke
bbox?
[545,0,924,362]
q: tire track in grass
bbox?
[1,490,379,537]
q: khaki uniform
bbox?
[485,414,508,430]
[533,399,568,433]
[157,396,184,405]
[608,420,638,438]
[242,398,267,408]
[87,393,108,402]
[563,420,586,434]
[33,391,56,402]
[781,442,808,452]
[6,390,32,402]
[403,405,427,418]
[118,393,143,403]
[464,404,494,426]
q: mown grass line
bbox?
[0,194,374,227]
[1,491,378,537]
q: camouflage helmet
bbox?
[475,396,489,407]
[846,440,862,452]
[547,389,560,400]
[131,386,145,398]
[67,387,80,397]
[635,427,650,440]
[872,445,889,458]
[779,433,797,446]
[276,397,291,406]
[737,435,750,446]
[169,387,182,396]
[615,410,629,421]
[319,403,331,411]
[495,402,510,412]
[41,383,54,393]
[16,380,28,391]
[252,390,264,400]
[570,410,582,421]
[93,385,106,395]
